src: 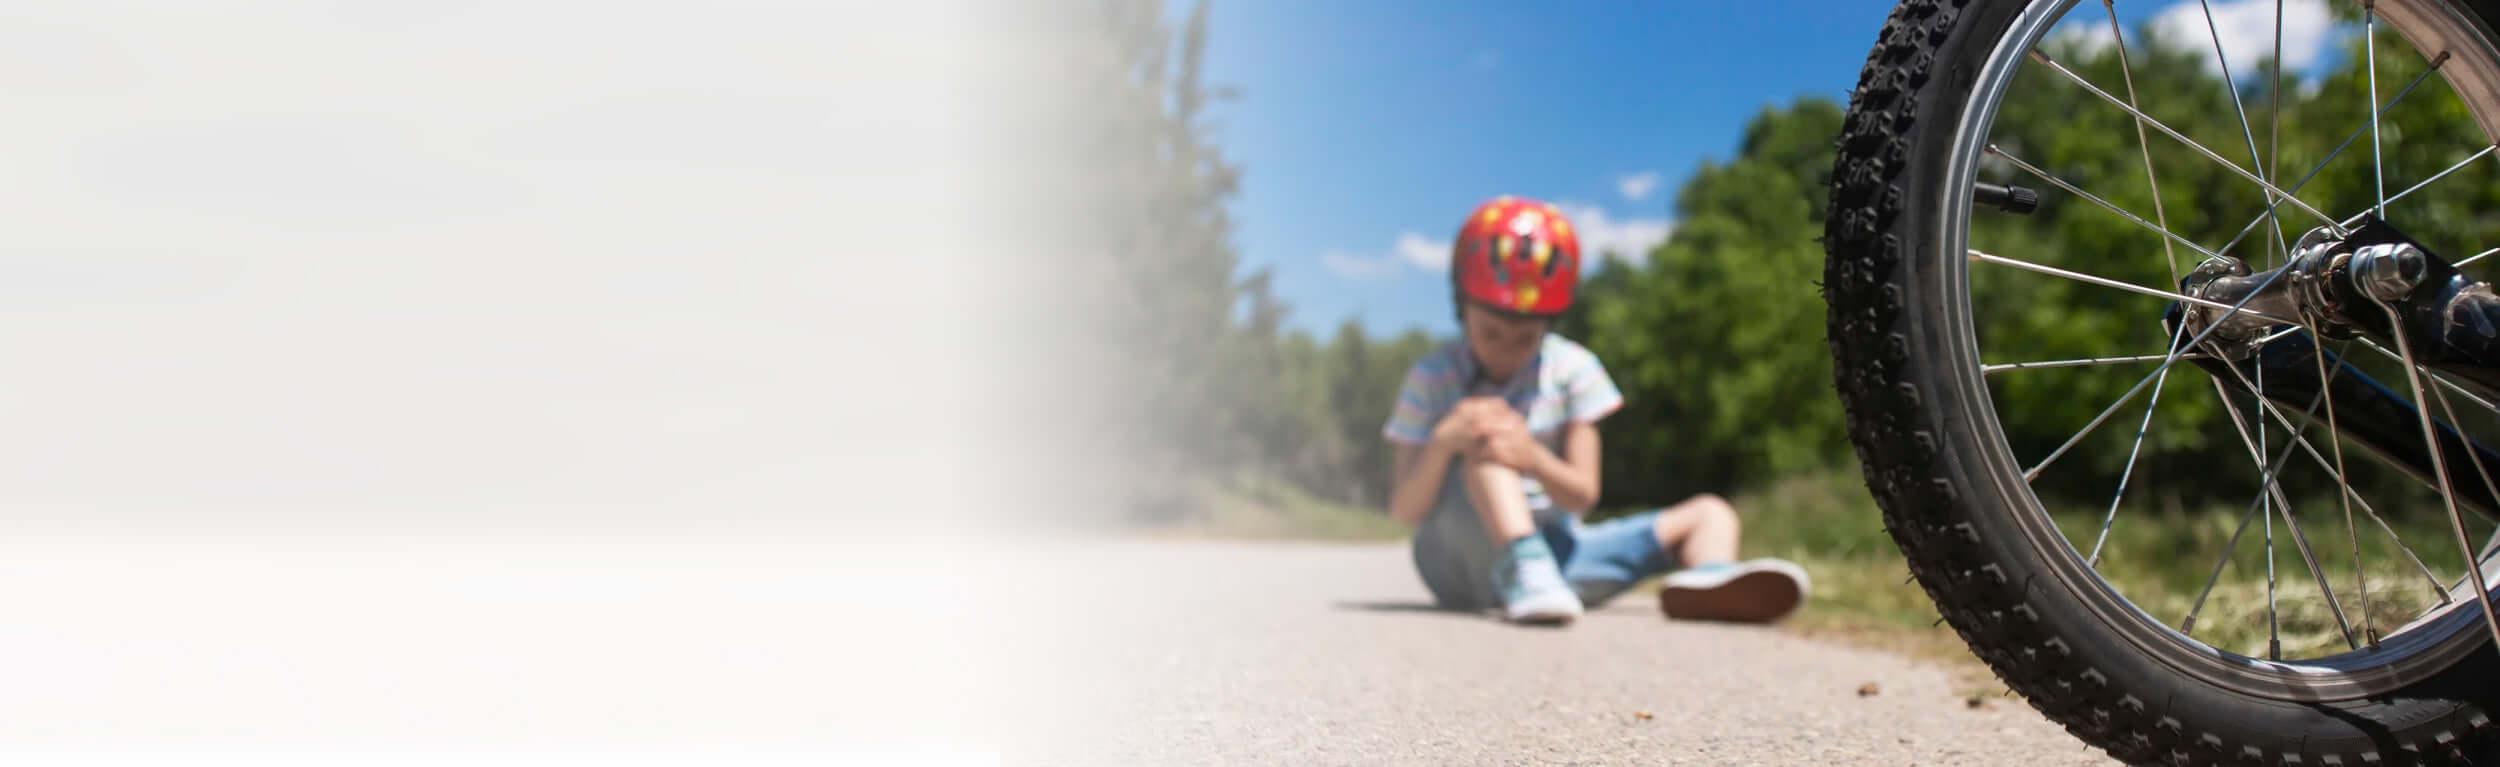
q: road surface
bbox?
[984,538,2123,766]
[0,530,2123,765]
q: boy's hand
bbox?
[1471,414,1542,471]
[1430,397,1513,452]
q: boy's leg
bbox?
[1552,510,1675,608]
[1408,455,1549,613]
[1460,457,1538,544]
[1460,457,1581,624]
[1648,493,1740,567]
[1410,467,1496,611]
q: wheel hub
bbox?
[2178,219,2451,363]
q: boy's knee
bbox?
[1682,493,1738,526]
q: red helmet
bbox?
[1452,196,1580,317]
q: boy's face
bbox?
[1461,304,1550,382]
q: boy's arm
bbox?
[1386,441,1456,528]
[1535,344,1621,513]
[1517,420,1602,512]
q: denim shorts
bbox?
[1410,461,1680,611]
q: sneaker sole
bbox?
[1657,570,1802,623]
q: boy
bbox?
[1382,196,1809,625]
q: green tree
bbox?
[1560,100,1852,510]
[1048,0,1272,521]
[1072,6,2500,533]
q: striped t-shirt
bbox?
[1382,333,1625,512]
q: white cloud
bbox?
[2042,0,2332,80]
[1322,232,1448,280]
[2046,14,2123,59]
[1558,203,1674,266]
[1321,249,1402,280]
[1395,231,1448,271]
[2149,0,2332,76]
[1616,171,1662,201]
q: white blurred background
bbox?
[1,2,980,526]
[0,1,1081,762]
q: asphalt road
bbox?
[984,538,2126,766]
[0,530,2125,765]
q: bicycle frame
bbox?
[2186,217,2500,521]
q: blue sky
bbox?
[1192,0,2320,336]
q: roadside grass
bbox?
[1141,473,1412,543]
[1728,467,2467,696]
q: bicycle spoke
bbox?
[2222,378,2287,657]
[2211,52,2452,259]
[2279,4,2378,623]
[2185,490,2269,637]
[2341,145,2498,228]
[1968,249,2298,324]
[2422,380,2500,515]
[2018,264,2304,481]
[1988,146,2229,264]
[2210,366,2360,651]
[1984,353,2214,375]
[2173,339,2368,642]
[2357,338,2500,415]
[2086,319,2192,566]
[2195,0,2281,268]
[2259,307,2285,656]
[2214,333,2452,607]
[2455,247,2500,269]
[2307,301,2378,640]
[2370,4,2388,218]
[2028,49,2347,234]
[2372,297,2500,650]
[2228,368,2450,606]
[2266,446,2282,656]
[2418,364,2500,622]
[2268,0,2283,266]
[2184,387,2330,636]
[2266,437,2282,659]
[2108,0,2185,282]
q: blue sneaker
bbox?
[1492,535,1583,625]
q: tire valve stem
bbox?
[1973,182,2042,215]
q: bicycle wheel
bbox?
[1827,0,2500,764]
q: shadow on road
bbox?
[1332,600,1471,615]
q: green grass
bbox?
[1726,466,2475,674]
[1142,474,1413,542]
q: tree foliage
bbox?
[1098,7,2500,526]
